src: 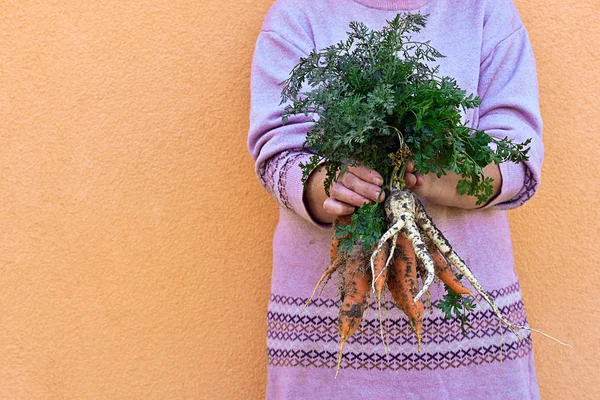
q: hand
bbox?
[405,162,502,209]
[304,164,385,224]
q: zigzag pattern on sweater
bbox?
[266,282,532,371]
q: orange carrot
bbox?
[429,248,485,310]
[373,241,391,304]
[387,235,424,351]
[430,249,472,296]
[330,235,340,262]
[330,215,352,262]
[372,241,391,352]
[301,258,340,313]
[336,246,370,378]
[301,216,352,312]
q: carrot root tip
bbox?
[335,337,349,379]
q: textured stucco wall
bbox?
[0,1,597,399]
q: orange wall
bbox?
[0,1,597,399]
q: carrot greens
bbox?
[281,13,530,205]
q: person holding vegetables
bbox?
[248,0,544,398]
[304,161,503,223]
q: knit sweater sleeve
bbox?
[477,1,544,209]
[247,6,328,227]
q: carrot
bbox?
[336,246,370,378]
[372,241,391,304]
[301,215,352,313]
[372,240,391,352]
[430,248,487,312]
[330,215,352,261]
[387,234,424,351]
[330,235,341,262]
[301,258,341,313]
[430,249,472,296]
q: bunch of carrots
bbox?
[305,215,474,377]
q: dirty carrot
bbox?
[388,234,424,350]
[331,215,352,261]
[372,240,391,352]
[336,247,370,378]
[301,216,352,312]
[372,241,391,304]
[301,258,340,313]
[430,249,472,296]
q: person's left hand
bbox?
[403,162,502,209]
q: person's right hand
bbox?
[303,164,386,224]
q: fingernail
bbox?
[373,177,382,186]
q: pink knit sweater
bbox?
[248,0,543,398]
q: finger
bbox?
[346,165,384,186]
[337,172,385,203]
[414,172,425,186]
[330,182,374,207]
[323,197,355,216]
[404,161,416,173]
[403,172,417,188]
[408,173,429,198]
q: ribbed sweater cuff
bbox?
[482,162,526,209]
